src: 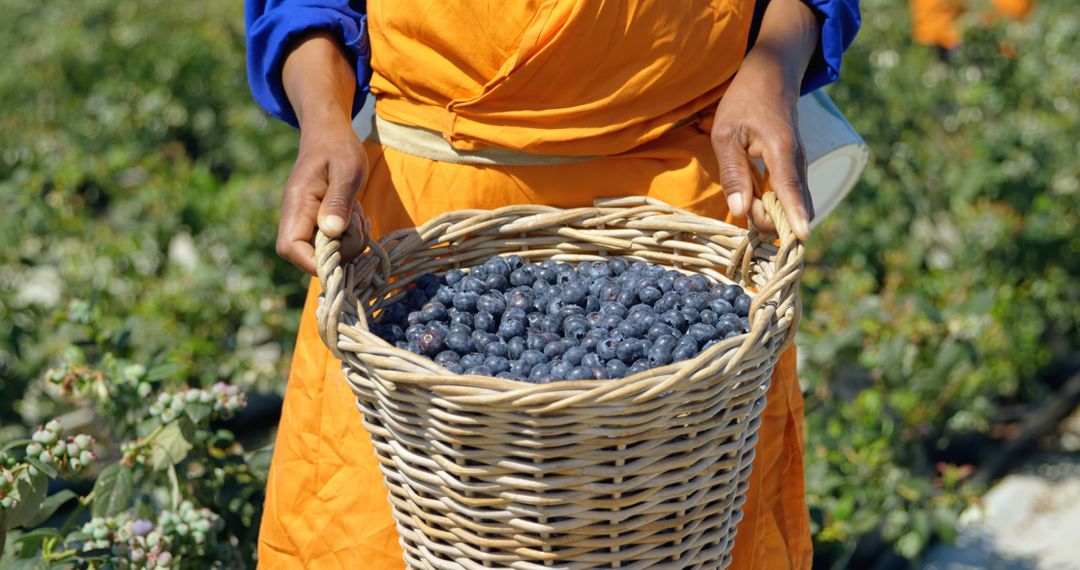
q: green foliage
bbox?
[801,0,1080,564]
[0,0,1076,566]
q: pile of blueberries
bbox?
[369,256,753,383]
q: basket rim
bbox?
[315,195,803,413]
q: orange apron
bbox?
[259,2,811,568]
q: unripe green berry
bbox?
[74,434,92,449]
[79,450,94,464]
[27,465,39,477]
[69,458,82,470]
[138,382,152,397]
[26,442,42,456]
[45,419,61,432]
[67,442,80,456]
[39,451,53,463]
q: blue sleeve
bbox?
[747,0,862,94]
[245,0,370,128]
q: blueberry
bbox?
[444,269,466,286]
[471,330,496,352]
[606,359,628,378]
[616,289,638,307]
[428,321,449,337]
[509,359,532,379]
[632,309,659,329]
[654,292,681,314]
[526,332,546,352]
[503,307,527,322]
[485,340,510,358]
[544,340,570,359]
[589,260,612,279]
[719,284,741,303]
[460,353,486,369]
[537,268,557,284]
[417,273,440,292]
[597,338,619,361]
[559,285,587,306]
[740,317,750,332]
[417,327,445,355]
[657,274,676,293]
[498,318,526,339]
[585,295,600,313]
[474,311,496,333]
[507,290,535,311]
[385,324,405,342]
[609,258,629,275]
[599,314,623,331]
[450,311,474,329]
[557,305,586,321]
[647,344,674,366]
[672,277,693,295]
[567,366,593,380]
[464,366,494,376]
[598,284,620,302]
[581,353,602,369]
[452,291,480,312]
[509,268,534,287]
[381,302,409,326]
[435,286,456,305]
[627,360,649,375]
[484,274,508,291]
[526,311,545,329]
[484,356,510,374]
[520,349,547,368]
[644,323,670,341]
[475,291,503,313]
[630,261,648,273]
[533,280,553,297]
[702,339,720,352]
[672,339,698,362]
[653,334,679,352]
[394,341,411,351]
[483,256,511,277]
[564,346,587,366]
[506,255,524,270]
[708,298,734,315]
[444,362,464,374]
[688,274,710,293]
[449,323,471,337]
[680,307,701,326]
[406,323,427,343]
[446,331,473,354]
[616,319,645,338]
[419,301,449,323]
[616,339,645,363]
[600,301,628,319]
[716,314,741,337]
[684,293,709,312]
[406,310,424,327]
[589,277,614,298]
[551,361,574,380]
[404,287,428,309]
[458,276,487,295]
[638,286,663,305]
[734,294,752,317]
[434,351,460,365]
[660,310,688,332]
[529,363,552,381]
[586,311,603,327]
[699,309,719,326]
[563,316,590,341]
[507,337,527,360]
[687,323,717,344]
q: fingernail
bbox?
[728,194,745,217]
[795,218,810,239]
[322,215,346,235]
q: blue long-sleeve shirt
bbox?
[245,0,860,128]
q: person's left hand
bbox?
[710,0,820,241]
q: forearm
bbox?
[743,0,820,98]
[282,32,358,129]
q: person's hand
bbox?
[711,0,820,240]
[277,120,369,274]
[277,32,368,274]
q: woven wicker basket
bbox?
[314,194,803,570]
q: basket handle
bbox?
[744,192,805,351]
[314,218,391,359]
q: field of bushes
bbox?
[1,0,1077,567]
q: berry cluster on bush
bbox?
[25,419,97,475]
[79,501,222,569]
[147,382,246,423]
[0,467,16,510]
[370,256,753,382]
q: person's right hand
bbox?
[277,119,369,274]
[277,32,369,275]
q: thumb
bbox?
[317,161,365,238]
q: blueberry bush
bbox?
[1,0,1076,567]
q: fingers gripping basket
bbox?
[314,195,803,569]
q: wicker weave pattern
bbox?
[315,195,803,569]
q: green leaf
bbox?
[248,447,274,482]
[91,463,133,518]
[4,469,48,530]
[184,402,212,424]
[25,490,77,528]
[148,421,192,471]
[23,458,57,480]
[146,362,185,382]
[14,528,62,558]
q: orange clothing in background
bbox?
[910,0,1034,49]
[258,1,811,568]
